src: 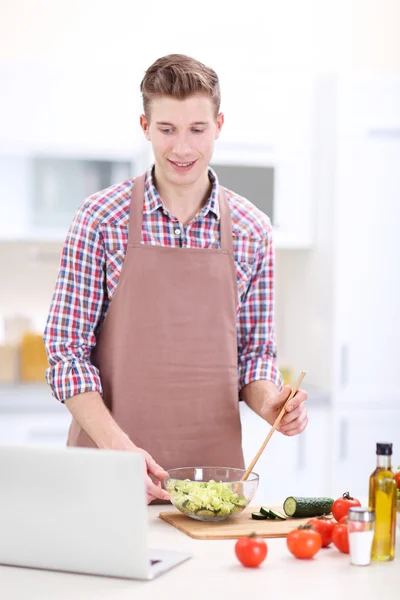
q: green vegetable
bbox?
[260,506,274,518]
[166,478,248,517]
[283,496,334,518]
[196,509,215,517]
[253,506,287,520]
[251,511,268,520]
[268,508,287,520]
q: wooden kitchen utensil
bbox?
[240,370,306,483]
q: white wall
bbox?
[0,0,399,73]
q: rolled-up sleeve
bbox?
[44,203,105,402]
[237,222,283,392]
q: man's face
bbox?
[140,94,224,186]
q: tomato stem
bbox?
[247,532,258,538]
[342,491,355,500]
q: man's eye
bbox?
[160,128,173,134]
[192,129,204,134]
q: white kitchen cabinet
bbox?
[240,402,331,504]
[216,71,316,250]
[331,408,400,500]
[0,63,142,158]
[0,154,135,241]
[332,74,400,409]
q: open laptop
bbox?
[0,445,191,580]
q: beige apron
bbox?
[67,173,245,471]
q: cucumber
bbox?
[253,507,287,520]
[268,509,287,520]
[260,506,275,518]
[251,511,268,520]
[283,496,334,518]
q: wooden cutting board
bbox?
[159,506,314,540]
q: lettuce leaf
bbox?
[166,478,248,516]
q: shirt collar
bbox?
[143,164,220,221]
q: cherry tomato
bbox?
[286,526,322,559]
[395,471,400,490]
[235,533,268,568]
[307,517,335,547]
[332,492,361,522]
[332,522,349,554]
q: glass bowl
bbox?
[162,466,259,522]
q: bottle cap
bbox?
[376,442,392,455]
[348,507,375,522]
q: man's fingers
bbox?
[146,476,170,501]
[144,453,169,479]
[280,403,305,426]
[279,415,308,436]
[284,388,308,412]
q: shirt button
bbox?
[174,228,181,236]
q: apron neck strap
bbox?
[128,174,146,245]
[218,186,233,253]
[128,173,233,253]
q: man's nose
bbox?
[172,135,192,156]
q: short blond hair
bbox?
[140,54,221,119]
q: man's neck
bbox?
[153,166,213,225]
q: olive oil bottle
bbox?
[368,442,397,561]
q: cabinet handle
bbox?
[340,344,348,387]
[296,434,306,470]
[368,128,400,139]
[339,419,348,460]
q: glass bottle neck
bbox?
[377,455,391,468]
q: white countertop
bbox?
[0,505,399,600]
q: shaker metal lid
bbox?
[348,507,375,522]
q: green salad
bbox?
[166,478,248,517]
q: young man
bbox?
[44,54,308,504]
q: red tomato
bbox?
[332,522,349,554]
[287,526,322,559]
[307,517,335,547]
[395,472,400,490]
[235,534,268,568]
[332,492,361,522]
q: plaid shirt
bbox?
[44,165,283,401]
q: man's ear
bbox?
[215,112,224,140]
[140,114,151,141]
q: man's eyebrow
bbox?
[155,121,210,126]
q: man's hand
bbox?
[261,384,308,436]
[64,391,170,504]
[131,445,171,504]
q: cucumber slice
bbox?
[283,496,334,518]
[196,509,215,517]
[259,506,274,518]
[268,509,287,520]
[251,511,268,520]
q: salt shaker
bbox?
[348,507,375,566]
